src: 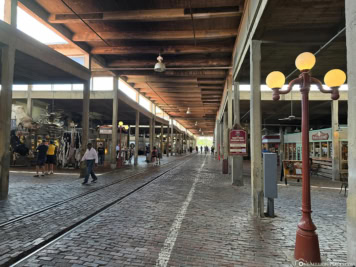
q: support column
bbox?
[160,124,163,158]
[0,46,15,200]
[332,100,340,181]
[27,85,33,117]
[111,77,118,169]
[170,120,174,156]
[279,127,284,166]
[250,40,263,217]
[227,76,233,173]
[223,112,228,173]
[4,0,17,26]
[134,111,139,166]
[346,1,356,264]
[216,120,221,159]
[80,79,90,177]
[232,82,244,186]
[166,125,169,157]
[149,118,153,161]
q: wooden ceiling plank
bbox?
[92,44,233,55]
[49,8,241,23]
[73,30,237,41]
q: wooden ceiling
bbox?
[27,0,245,136]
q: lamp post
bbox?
[118,121,123,167]
[266,52,346,263]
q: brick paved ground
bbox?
[15,154,347,267]
[1,155,181,224]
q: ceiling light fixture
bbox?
[154,52,166,72]
[199,128,201,132]
[195,121,198,126]
[186,107,191,114]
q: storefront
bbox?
[283,127,348,179]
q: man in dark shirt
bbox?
[34,140,48,177]
[97,144,105,166]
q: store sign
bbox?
[312,131,329,141]
[99,126,112,135]
[229,129,247,156]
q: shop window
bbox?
[314,142,321,158]
[321,142,328,158]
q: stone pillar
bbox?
[0,46,15,200]
[27,85,33,117]
[170,120,174,156]
[80,79,90,178]
[111,77,118,169]
[232,82,244,186]
[346,1,356,264]
[331,100,340,181]
[250,40,263,217]
[134,110,139,166]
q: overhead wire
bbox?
[188,0,197,46]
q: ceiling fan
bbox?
[278,92,301,121]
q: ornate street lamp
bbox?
[266,52,346,264]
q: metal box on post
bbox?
[263,153,278,216]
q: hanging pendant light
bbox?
[186,107,191,114]
[154,52,166,72]
[195,121,198,126]
[199,128,201,132]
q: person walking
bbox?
[81,143,98,185]
[34,140,48,177]
[97,143,105,166]
[200,146,203,154]
[151,146,158,165]
[45,140,57,174]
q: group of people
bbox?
[194,146,215,155]
[34,140,57,177]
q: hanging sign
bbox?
[99,126,112,134]
[312,131,329,141]
[229,129,247,156]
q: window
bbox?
[92,77,113,91]
[53,84,71,91]
[139,95,150,111]
[16,7,67,45]
[119,79,137,101]
[32,84,51,91]
[69,56,85,66]
[73,84,84,91]
[13,85,28,91]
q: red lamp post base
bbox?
[294,227,321,263]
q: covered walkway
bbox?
[0,154,347,266]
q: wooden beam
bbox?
[108,58,231,68]
[135,82,199,88]
[73,30,237,41]
[126,76,198,83]
[92,44,233,55]
[49,8,241,23]
[93,70,227,77]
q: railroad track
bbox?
[6,155,192,267]
[0,154,190,228]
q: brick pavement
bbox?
[0,154,191,266]
[0,155,182,224]
[17,154,348,267]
